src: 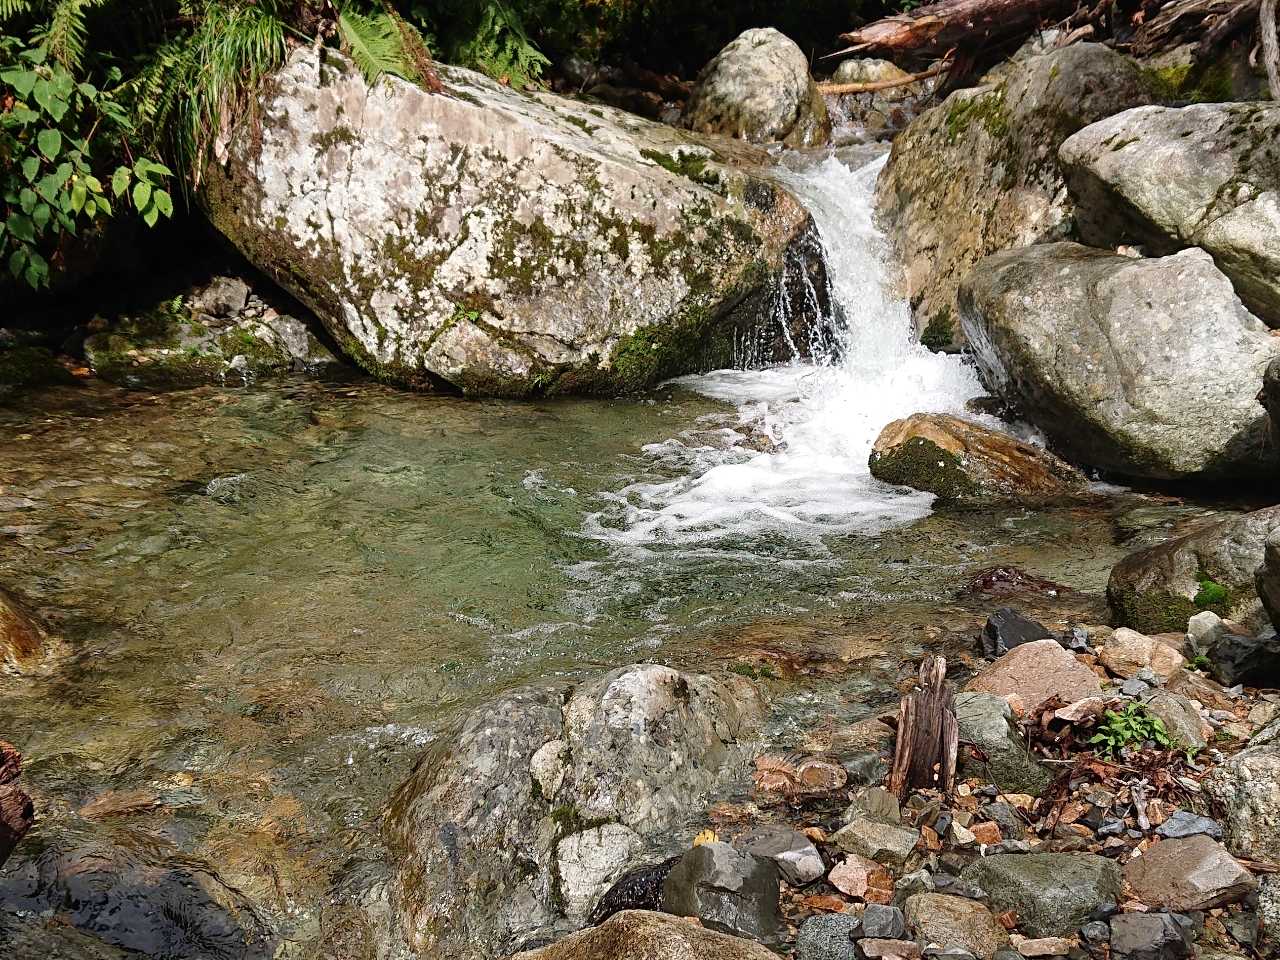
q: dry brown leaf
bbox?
[803,894,853,914]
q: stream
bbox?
[0,151,1215,958]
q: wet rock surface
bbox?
[959,243,1280,481]
[661,841,784,946]
[0,587,56,676]
[507,909,783,959]
[960,854,1122,937]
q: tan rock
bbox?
[1099,628,1186,680]
[802,717,895,755]
[1017,938,1073,957]
[905,893,1011,959]
[965,639,1103,709]
[862,938,923,959]
[830,853,888,898]
[507,909,783,959]
[831,817,921,870]
[1122,835,1256,911]
[1167,669,1234,711]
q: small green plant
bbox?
[1088,702,1176,757]
[920,309,954,351]
[1188,654,1213,672]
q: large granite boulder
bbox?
[201,49,839,396]
[959,243,1280,481]
[1060,102,1280,328]
[1204,742,1280,863]
[506,909,783,959]
[681,28,830,148]
[1108,505,1280,634]
[874,43,1156,345]
[1261,527,1280,631]
[383,664,764,958]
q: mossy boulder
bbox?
[869,412,1084,503]
[1108,505,1280,634]
[200,49,839,396]
[874,43,1157,346]
[0,345,77,401]
[1060,102,1280,327]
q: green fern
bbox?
[33,0,105,68]
[338,8,418,84]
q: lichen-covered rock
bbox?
[201,49,839,396]
[383,664,764,958]
[1203,743,1280,863]
[1060,102,1280,328]
[953,692,1051,795]
[1108,505,1280,634]
[0,344,78,401]
[959,243,1280,481]
[1261,527,1280,631]
[682,28,830,148]
[874,43,1156,346]
[960,854,1122,938]
[868,413,1084,503]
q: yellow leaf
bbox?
[693,829,719,846]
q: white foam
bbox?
[583,153,988,554]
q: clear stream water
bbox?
[0,152,1210,957]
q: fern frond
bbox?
[34,0,104,69]
[0,0,36,20]
[337,9,418,85]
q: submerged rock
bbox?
[0,587,56,676]
[958,243,1280,481]
[661,841,784,946]
[960,854,1122,938]
[1060,102,1280,328]
[507,909,783,959]
[1107,505,1280,635]
[682,28,830,148]
[202,49,838,396]
[875,43,1156,346]
[868,414,1084,503]
[383,664,763,958]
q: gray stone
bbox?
[1203,741,1280,863]
[1256,874,1280,944]
[1107,913,1193,960]
[661,841,784,947]
[863,904,907,940]
[983,803,1026,842]
[1122,834,1256,910]
[1136,689,1207,752]
[845,750,890,786]
[1155,811,1223,841]
[797,913,861,960]
[831,817,921,870]
[875,43,1156,345]
[960,854,1123,938]
[959,242,1280,481]
[384,664,764,958]
[508,909,784,959]
[904,893,1011,959]
[1261,526,1280,633]
[681,28,830,148]
[1059,102,1280,328]
[862,939,923,959]
[953,692,1051,794]
[1186,611,1228,654]
[735,824,826,886]
[848,786,903,825]
[1121,679,1150,697]
[200,276,250,317]
[201,48,840,396]
[1080,921,1110,942]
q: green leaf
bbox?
[19,188,36,214]
[84,175,101,193]
[153,189,173,218]
[82,196,95,218]
[77,81,97,99]
[21,156,39,182]
[94,193,111,216]
[141,201,159,228]
[31,77,69,121]
[71,182,86,214]
[1,67,37,98]
[24,250,47,288]
[37,128,61,160]
[9,248,27,279]
[132,181,151,211]
[6,213,34,243]
[32,203,51,230]
[111,166,130,197]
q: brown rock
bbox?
[0,587,52,676]
[1098,628,1186,681]
[506,909,784,959]
[862,938,924,959]
[1166,669,1234,711]
[905,893,1011,959]
[1122,835,1256,911]
[1017,938,1072,957]
[965,639,1103,709]
[971,821,1003,846]
[830,853,887,898]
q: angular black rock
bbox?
[588,855,682,925]
[981,607,1054,659]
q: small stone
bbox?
[200,276,250,317]
[661,841,784,946]
[1017,938,1072,956]
[1099,629,1186,682]
[971,821,1002,846]
[1186,611,1228,654]
[984,803,1026,841]
[831,818,921,870]
[1154,811,1222,841]
[1137,689,1208,752]
[1079,921,1110,942]
[845,751,890,786]
[735,824,826,886]
[861,938,923,959]
[863,904,907,940]
[851,786,903,825]
[1121,679,1150,697]
[1107,913,1193,960]
[1121,834,1255,911]
[797,913,862,960]
[952,822,978,847]
[829,854,886,898]
[961,854,1122,938]
[981,607,1054,658]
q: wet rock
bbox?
[875,43,1156,346]
[958,243,1280,481]
[1135,689,1207,752]
[1107,913,1193,960]
[661,841,783,947]
[1059,102,1280,328]
[1109,508,1280,636]
[1262,528,1280,632]
[199,276,250,317]
[960,854,1122,938]
[1155,811,1222,841]
[735,824,825,886]
[863,904,907,940]
[588,856,682,925]
[797,913,862,960]
[964,639,1103,711]
[825,59,930,145]
[831,817,921,870]
[868,414,1084,503]
[1203,741,1280,862]
[681,28,830,148]
[0,911,136,960]
[904,893,1010,959]
[952,692,1051,795]
[385,664,764,958]
[0,587,55,676]
[979,607,1054,659]
[1123,834,1255,910]
[0,344,78,400]
[507,909,783,959]
[202,49,839,396]
[1099,629,1186,682]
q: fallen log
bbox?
[0,739,33,867]
[887,656,959,798]
[1133,0,1250,54]
[817,61,951,94]
[834,0,1080,60]
[1193,0,1261,56]
[621,57,692,101]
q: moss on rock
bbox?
[869,437,979,501]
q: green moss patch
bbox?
[868,437,978,501]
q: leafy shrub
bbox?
[1088,702,1176,757]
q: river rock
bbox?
[979,608,1054,659]
[1098,629,1186,682]
[735,824,826,885]
[953,693,1051,794]
[1261,527,1280,631]
[199,276,250,317]
[875,43,1156,346]
[1203,741,1280,862]
[384,664,764,957]
[661,841,783,946]
[0,587,53,676]
[797,913,862,960]
[201,49,839,396]
[507,909,783,959]
[1108,505,1280,635]
[831,817,921,870]
[826,59,930,144]
[588,856,681,925]
[960,854,1122,937]
[1136,689,1208,752]
[904,893,1010,959]
[1155,810,1222,841]
[681,28,829,148]
[964,639,1103,710]
[1107,914,1193,960]
[869,414,1084,503]
[1059,102,1280,327]
[959,242,1280,480]
[1122,834,1255,911]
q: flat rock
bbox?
[831,817,921,870]
[905,893,1010,959]
[953,692,1051,795]
[1203,743,1280,862]
[964,639,1103,711]
[797,913,862,960]
[960,854,1122,938]
[868,414,1083,503]
[829,853,891,899]
[958,243,1280,481]
[1017,938,1071,957]
[1099,629,1186,681]
[862,938,923,959]
[735,824,826,886]
[507,909,783,959]
[662,841,783,946]
[1107,913,1193,960]
[1123,834,1255,911]
[1155,810,1222,841]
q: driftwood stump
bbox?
[887,656,959,799]
[0,739,34,867]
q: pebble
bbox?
[1154,810,1222,841]
[1080,921,1110,942]
[861,938,923,959]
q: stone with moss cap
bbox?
[200,49,839,396]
